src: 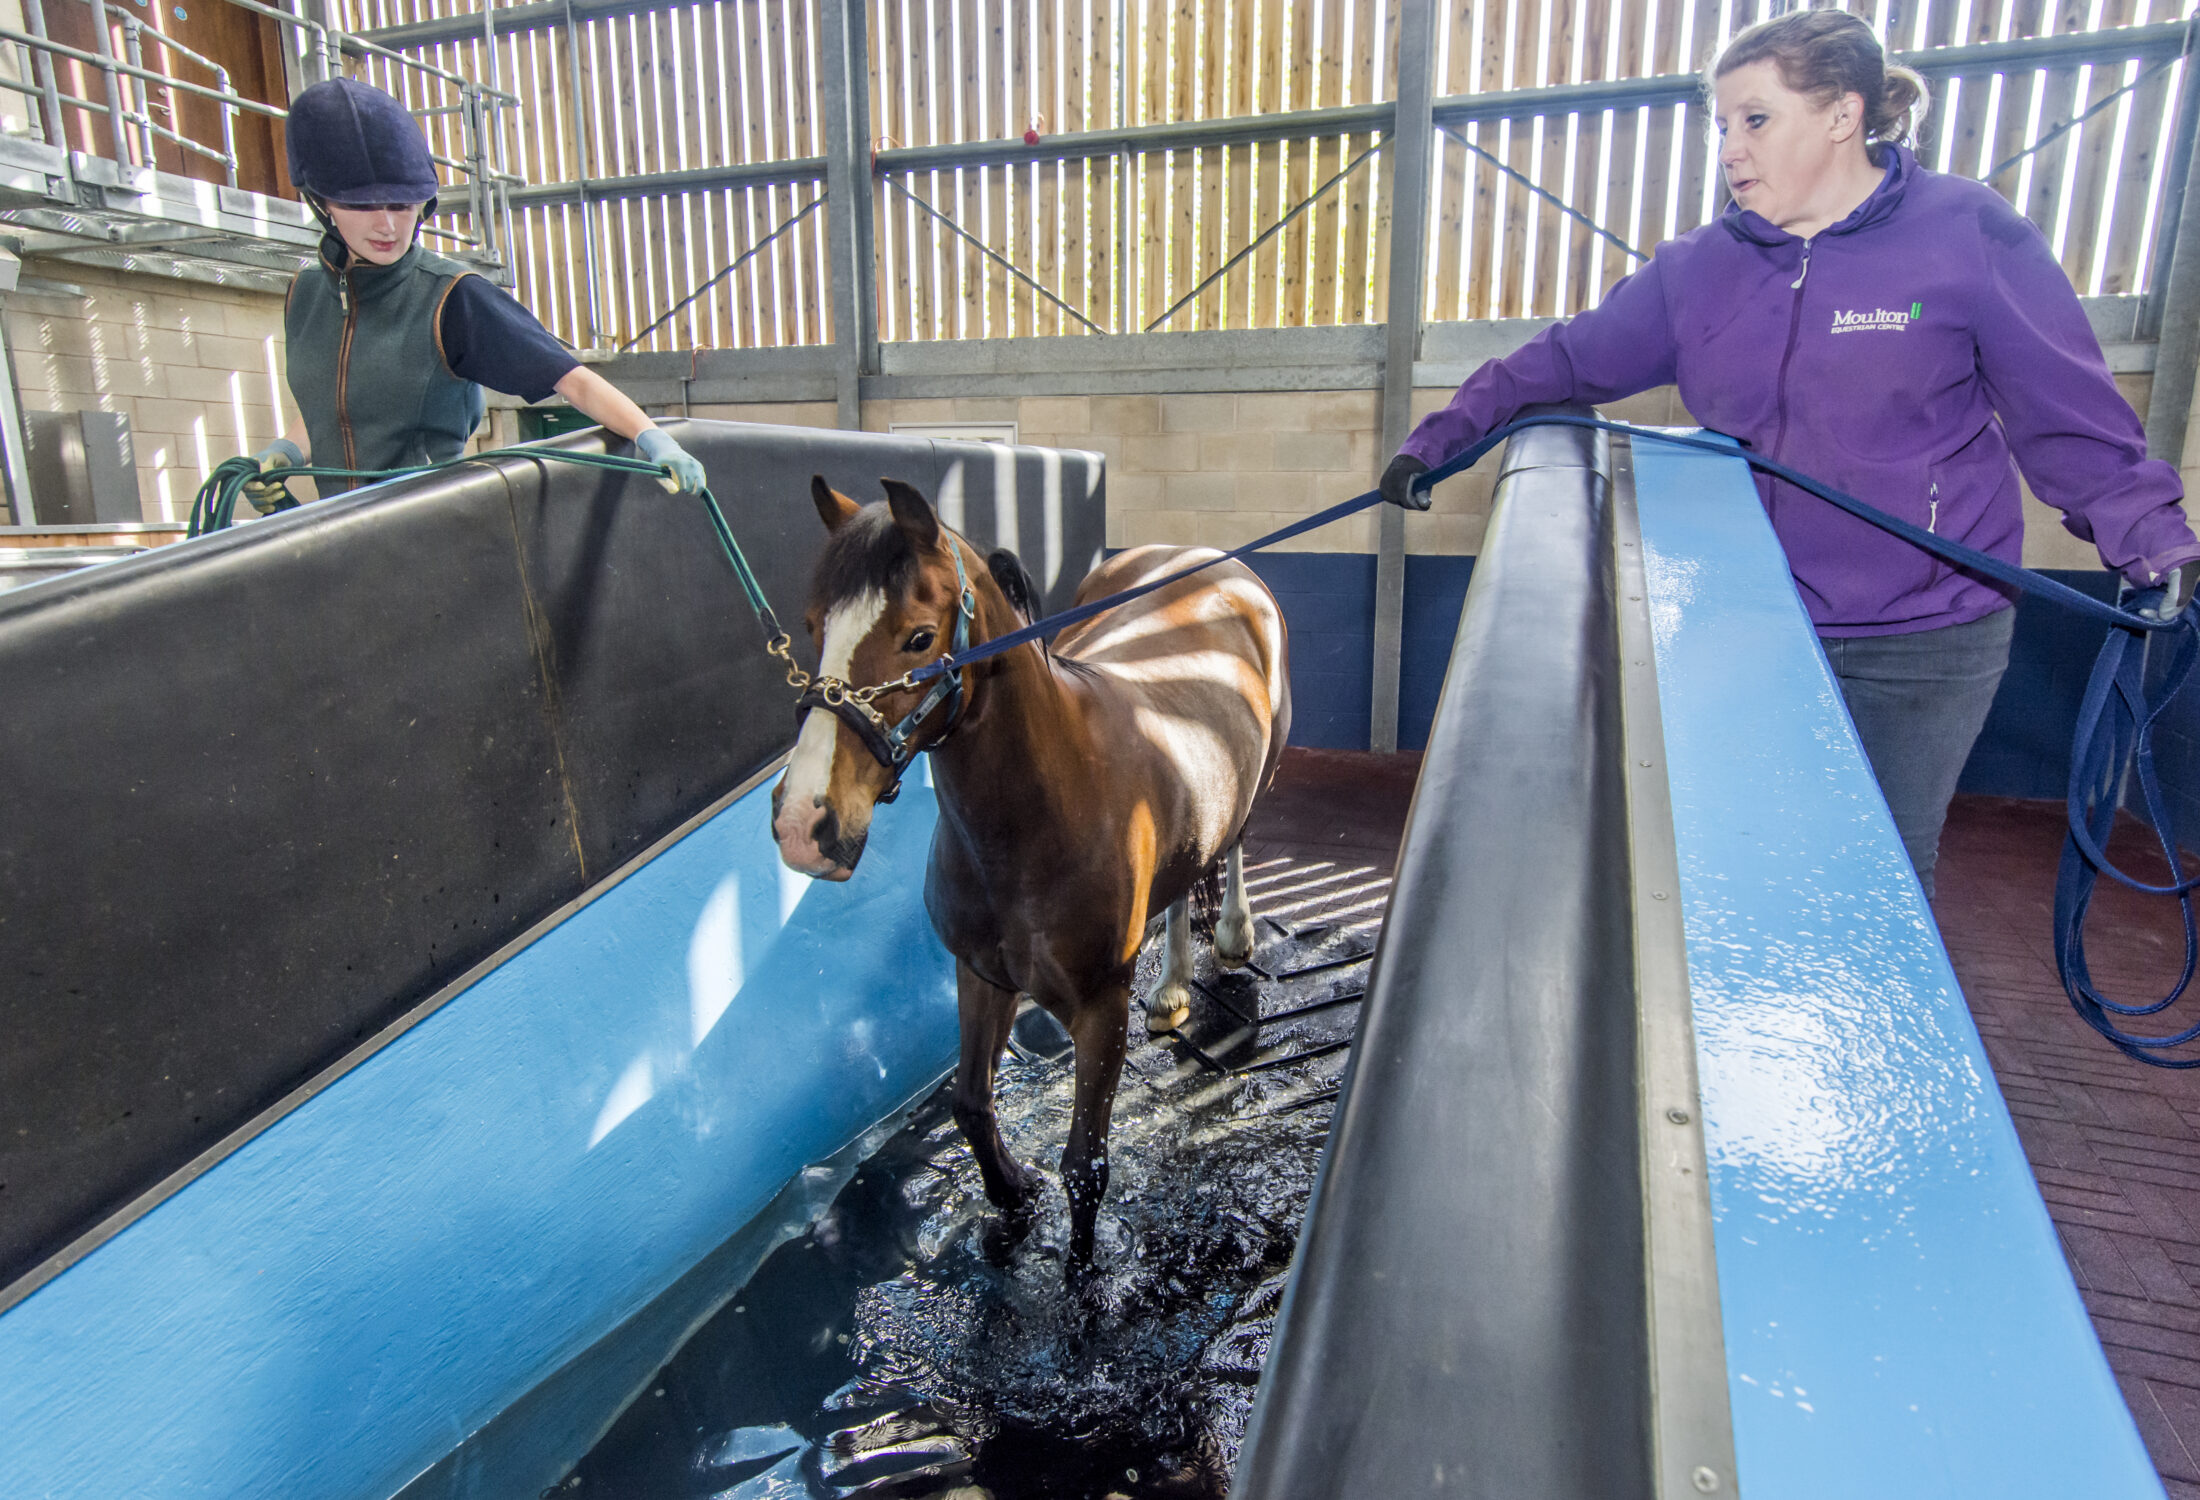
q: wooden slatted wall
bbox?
[339,0,832,353]
[871,0,1399,339]
[346,0,2187,348]
[1430,0,2189,321]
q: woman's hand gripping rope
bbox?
[244,438,306,516]
[2127,560,2200,626]
[636,428,708,496]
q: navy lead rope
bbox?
[913,411,2200,1065]
[2056,605,2200,1063]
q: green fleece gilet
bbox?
[284,236,486,490]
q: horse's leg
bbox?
[1063,980,1131,1270]
[949,960,1037,1222]
[1145,896,1196,1033]
[1213,840,1255,970]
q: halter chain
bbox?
[789,544,979,803]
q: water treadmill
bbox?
[0,413,2162,1498]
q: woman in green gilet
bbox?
[246,78,705,509]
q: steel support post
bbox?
[847,0,876,382]
[13,0,65,153]
[281,0,333,95]
[1371,0,1436,753]
[84,0,133,170]
[818,0,872,429]
[1114,0,1129,333]
[0,255,37,525]
[562,0,602,348]
[2146,48,2200,471]
[2147,41,2200,343]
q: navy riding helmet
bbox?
[285,78,439,214]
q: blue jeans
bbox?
[1819,607,2015,900]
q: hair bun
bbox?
[1709,11,1930,150]
[1875,65,1928,144]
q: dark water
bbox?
[558,918,1369,1500]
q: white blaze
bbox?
[780,590,886,821]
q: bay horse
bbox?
[770,476,1290,1269]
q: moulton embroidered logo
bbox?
[1831,301,1919,333]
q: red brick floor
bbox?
[1239,747,1421,933]
[1252,759,2200,1492]
[1937,795,2200,1497]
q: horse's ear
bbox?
[810,475,860,531]
[987,547,1036,622]
[880,478,940,552]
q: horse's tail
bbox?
[1189,856,1224,940]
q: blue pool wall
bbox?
[0,776,960,1500]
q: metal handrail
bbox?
[0,68,239,170]
[0,0,522,271]
[0,26,285,119]
[114,8,241,182]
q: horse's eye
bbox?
[904,628,936,653]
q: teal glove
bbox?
[244,438,305,515]
[636,427,707,496]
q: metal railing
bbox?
[0,0,523,269]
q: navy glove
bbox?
[244,437,304,516]
[636,427,708,496]
[1380,453,1431,511]
[2124,559,2199,624]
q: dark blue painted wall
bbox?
[1401,556,1477,750]
[2145,598,2200,845]
[1241,554,1375,750]
[1240,553,1476,752]
[1957,570,2122,802]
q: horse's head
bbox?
[771,475,980,880]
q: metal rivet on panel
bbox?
[1692,1466,1721,1493]
[1651,891,1668,900]
[1666,1107,1691,1125]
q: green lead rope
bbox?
[186,447,791,651]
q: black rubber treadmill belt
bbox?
[0,421,1101,1298]
[1232,416,1654,1499]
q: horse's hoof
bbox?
[1146,988,1190,1033]
[981,1211,1034,1266]
[1214,913,1255,970]
[989,1161,1039,1214]
[1064,1253,1112,1312]
[979,1188,1038,1265]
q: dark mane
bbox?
[810,503,919,610]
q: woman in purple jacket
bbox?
[1384,9,2200,897]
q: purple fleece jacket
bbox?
[1400,146,2200,635]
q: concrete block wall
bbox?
[5,261,2193,756]
[5,265,294,524]
[866,390,1475,558]
[8,257,2178,568]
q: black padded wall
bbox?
[0,420,1102,1294]
[1232,419,1654,1499]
